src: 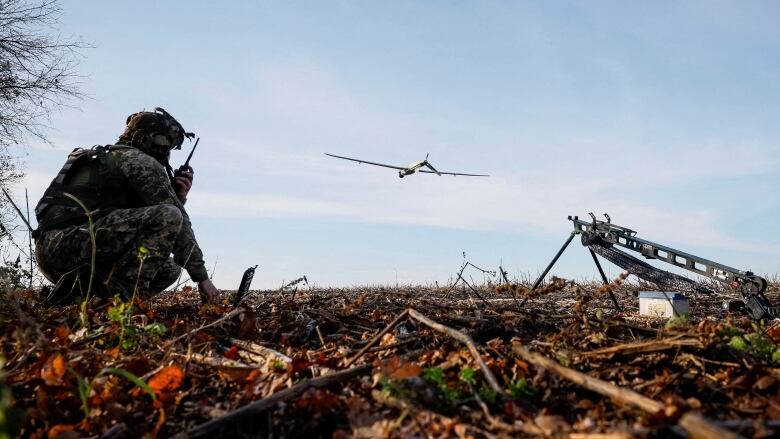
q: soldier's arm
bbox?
[111,149,210,282]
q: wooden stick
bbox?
[344,309,409,367]
[512,342,663,414]
[1,188,33,231]
[175,364,372,439]
[172,352,254,369]
[579,338,702,357]
[679,412,743,439]
[511,341,744,439]
[166,308,242,346]
[229,338,291,363]
[408,308,503,396]
[471,383,527,434]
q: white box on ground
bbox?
[638,291,689,318]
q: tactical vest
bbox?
[33,145,138,238]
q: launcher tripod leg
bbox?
[531,232,576,291]
[589,249,622,311]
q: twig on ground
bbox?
[175,364,373,439]
[173,352,254,369]
[511,340,744,439]
[344,309,410,367]
[165,308,243,347]
[407,308,503,396]
[579,337,703,358]
[679,412,743,439]
[230,338,291,364]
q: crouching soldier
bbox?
[33,107,219,305]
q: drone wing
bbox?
[324,153,406,170]
[418,170,490,177]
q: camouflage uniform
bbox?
[34,109,208,303]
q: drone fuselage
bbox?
[397,161,429,178]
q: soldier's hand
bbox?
[174,166,194,203]
[198,279,220,305]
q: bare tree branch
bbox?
[0,0,88,288]
[0,0,88,149]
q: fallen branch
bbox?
[579,337,703,357]
[471,382,528,434]
[230,338,292,364]
[344,308,504,395]
[166,308,242,346]
[512,341,663,414]
[408,308,503,396]
[174,364,372,439]
[679,412,743,439]
[173,352,254,369]
[511,340,744,439]
[344,309,410,367]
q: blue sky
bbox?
[12,1,780,289]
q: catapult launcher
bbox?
[533,214,776,320]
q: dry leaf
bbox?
[756,375,776,390]
[534,414,571,436]
[224,346,240,360]
[105,347,121,358]
[47,423,76,438]
[41,354,67,386]
[217,368,254,382]
[54,326,70,345]
[148,365,184,394]
[288,357,311,374]
[381,356,421,380]
[766,321,780,344]
[379,333,397,347]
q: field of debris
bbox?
[2,273,780,438]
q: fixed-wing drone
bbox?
[324,153,489,178]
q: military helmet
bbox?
[118,107,194,159]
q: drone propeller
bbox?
[424,162,442,176]
[420,154,441,175]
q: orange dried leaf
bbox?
[288,358,311,374]
[105,347,121,358]
[182,285,193,294]
[218,368,253,382]
[354,294,367,307]
[148,365,184,394]
[54,326,70,345]
[766,321,780,344]
[224,346,240,361]
[47,423,76,438]
[41,354,67,386]
[246,369,263,383]
[382,356,421,380]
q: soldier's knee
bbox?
[148,204,183,230]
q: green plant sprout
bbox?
[68,366,155,418]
